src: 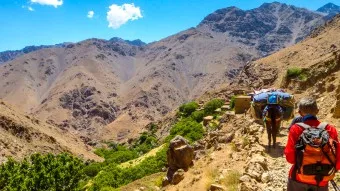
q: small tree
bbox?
[204,99,224,114]
[190,110,205,122]
[179,102,199,117]
[0,153,85,191]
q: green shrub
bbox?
[90,147,167,190]
[298,73,308,81]
[190,110,205,122]
[287,67,303,77]
[83,162,103,177]
[286,67,308,81]
[133,132,159,154]
[95,146,139,164]
[204,99,224,114]
[0,153,84,191]
[230,96,236,109]
[287,67,302,78]
[166,118,204,142]
[179,102,199,117]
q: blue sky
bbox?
[0,0,338,51]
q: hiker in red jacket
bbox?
[285,97,340,191]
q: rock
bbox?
[249,154,267,169]
[209,184,226,191]
[204,116,214,126]
[217,133,234,143]
[245,154,268,181]
[167,136,194,171]
[165,136,194,185]
[171,169,185,185]
[240,175,252,182]
[261,172,271,183]
[239,182,256,191]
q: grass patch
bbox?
[241,137,250,148]
[221,170,241,191]
[208,121,220,131]
[286,67,308,81]
[205,166,219,190]
[230,142,238,152]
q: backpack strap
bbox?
[295,122,328,130]
[295,122,311,130]
[317,122,328,130]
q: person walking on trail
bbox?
[284,97,340,191]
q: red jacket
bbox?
[284,119,340,186]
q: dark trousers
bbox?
[287,179,328,191]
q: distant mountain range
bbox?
[0,2,339,143]
[0,39,146,64]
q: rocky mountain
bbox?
[198,2,335,56]
[0,100,102,162]
[0,43,68,64]
[0,2,339,145]
[0,39,146,65]
[317,2,340,19]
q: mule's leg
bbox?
[266,122,272,151]
[272,129,276,149]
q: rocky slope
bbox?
[0,100,102,162]
[0,2,339,144]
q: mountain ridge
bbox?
[0,2,339,144]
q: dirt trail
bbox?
[259,120,340,191]
[258,121,291,191]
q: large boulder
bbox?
[163,136,194,186]
[167,135,194,170]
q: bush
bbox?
[230,96,236,109]
[204,99,224,114]
[89,147,167,190]
[0,153,84,191]
[95,146,139,164]
[190,110,205,122]
[287,67,302,78]
[179,102,199,117]
[83,162,103,177]
[133,132,159,154]
[166,118,204,142]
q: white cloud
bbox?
[87,11,94,19]
[107,3,142,29]
[30,0,63,8]
[22,5,35,11]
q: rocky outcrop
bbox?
[59,85,119,130]
[163,136,194,186]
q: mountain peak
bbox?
[109,37,146,46]
[317,2,340,14]
[258,2,287,9]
